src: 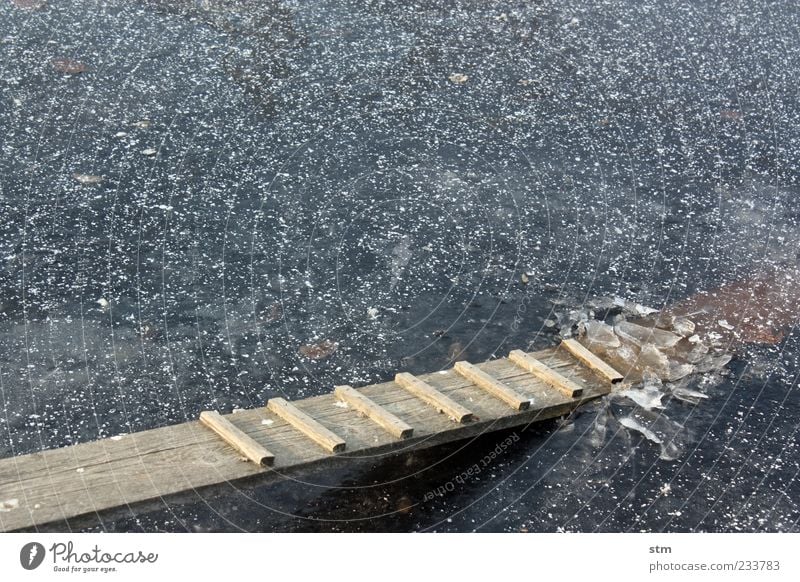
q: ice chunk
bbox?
[556,309,589,338]
[638,344,670,376]
[641,369,663,389]
[621,411,689,461]
[615,321,682,349]
[619,417,662,444]
[619,384,664,410]
[670,384,710,404]
[686,341,709,364]
[671,316,696,337]
[668,362,695,381]
[695,353,732,373]
[613,344,637,367]
[634,303,659,316]
[0,498,19,512]
[587,297,618,310]
[659,442,683,461]
[582,320,620,349]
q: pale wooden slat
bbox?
[199,411,275,467]
[394,372,474,423]
[267,398,346,453]
[508,350,584,398]
[560,339,624,383]
[0,346,614,532]
[453,361,531,410]
[334,386,414,439]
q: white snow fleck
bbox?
[73,173,104,185]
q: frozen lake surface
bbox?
[1,0,799,531]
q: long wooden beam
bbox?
[0,346,613,532]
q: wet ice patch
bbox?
[389,235,412,292]
[619,413,686,461]
[590,404,609,448]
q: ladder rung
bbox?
[395,372,474,423]
[508,350,584,398]
[560,339,624,384]
[267,398,346,453]
[453,361,530,410]
[334,385,414,439]
[199,411,275,467]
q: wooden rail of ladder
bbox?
[0,340,623,532]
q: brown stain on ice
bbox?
[298,339,337,360]
[51,57,89,74]
[572,267,800,383]
[11,0,46,9]
[662,265,800,347]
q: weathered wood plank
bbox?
[453,361,531,410]
[199,411,275,467]
[508,350,584,398]
[560,338,624,383]
[267,398,347,454]
[334,386,414,439]
[0,347,611,532]
[394,372,474,423]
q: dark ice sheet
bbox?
[1,0,798,531]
